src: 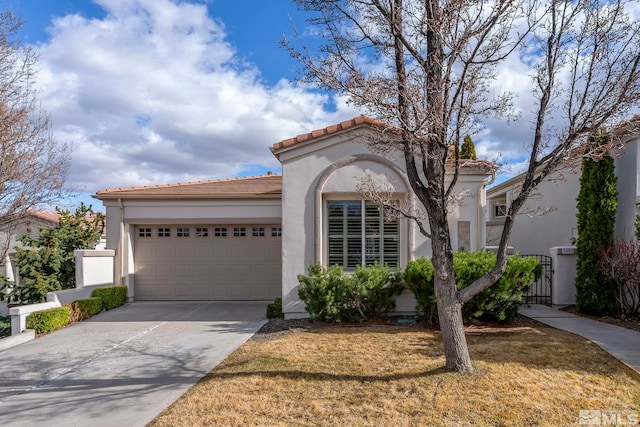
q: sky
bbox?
[2,0,638,212]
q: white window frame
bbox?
[325,199,400,270]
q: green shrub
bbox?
[405,252,541,323]
[297,263,403,322]
[91,286,127,311]
[267,298,283,319]
[69,297,103,322]
[26,306,71,334]
[0,315,10,338]
[404,257,437,323]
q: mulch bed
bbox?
[253,307,640,341]
[252,314,545,341]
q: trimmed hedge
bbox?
[267,298,283,319]
[26,306,72,334]
[297,263,403,322]
[69,297,103,322]
[405,252,541,323]
[91,286,127,311]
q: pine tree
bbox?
[575,130,618,315]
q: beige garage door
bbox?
[133,225,282,300]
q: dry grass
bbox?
[149,321,640,427]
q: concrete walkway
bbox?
[0,301,267,427]
[519,304,640,375]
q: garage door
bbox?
[133,225,282,300]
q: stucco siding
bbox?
[278,131,491,318]
[615,135,640,241]
[487,168,581,255]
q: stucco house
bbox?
[95,116,495,318]
[486,117,640,255]
[0,211,61,315]
[0,211,62,283]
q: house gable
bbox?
[273,116,495,318]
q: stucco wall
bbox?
[615,135,640,241]
[487,168,581,255]
[277,129,491,318]
[487,134,640,255]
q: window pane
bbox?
[327,200,362,268]
[327,200,399,269]
[365,201,399,267]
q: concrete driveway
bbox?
[0,301,267,427]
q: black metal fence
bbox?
[521,254,553,304]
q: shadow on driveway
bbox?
[0,301,268,427]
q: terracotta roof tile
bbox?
[271,115,387,151]
[0,210,61,227]
[28,210,62,224]
[94,174,282,200]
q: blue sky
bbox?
[3,0,637,212]
[4,0,359,211]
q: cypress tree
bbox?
[460,135,477,160]
[575,130,618,315]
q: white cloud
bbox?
[35,0,359,193]
[33,0,638,199]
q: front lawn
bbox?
[149,319,640,426]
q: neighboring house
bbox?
[0,210,107,285]
[94,116,495,319]
[0,211,61,315]
[0,211,61,283]
[486,117,640,255]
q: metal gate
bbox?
[521,254,553,304]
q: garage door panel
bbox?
[175,264,194,278]
[134,224,281,301]
[175,283,194,297]
[192,264,211,279]
[156,264,174,279]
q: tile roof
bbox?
[271,115,388,151]
[0,210,61,228]
[27,210,62,224]
[271,115,497,169]
[94,174,282,200]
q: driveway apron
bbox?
[0,301,267,427]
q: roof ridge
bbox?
[96,173,281,195]
[272,115,387,151]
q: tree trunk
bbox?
[430,217,473,372]
[436,281,472,372]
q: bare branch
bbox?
[0,9,71,259]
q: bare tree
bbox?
[0,10,70,260]
[285,0,640,372]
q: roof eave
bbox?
[93,193,282,201]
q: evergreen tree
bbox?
[0,203,104,304]
[575,130,618,315]
[460,135,477,160]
